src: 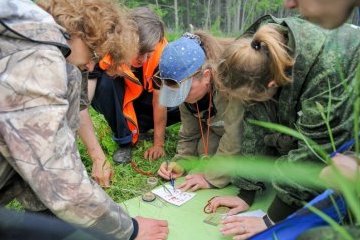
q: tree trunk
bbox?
[204,0,212,30]
[240,0,248,33]
[174,0,179,31]
[185,0,190,29]
[232,0,242,33]
[226,0,232,34]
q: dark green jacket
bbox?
[232,15,360,220]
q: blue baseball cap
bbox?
[159,34,206,107]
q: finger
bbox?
[221,221,241,231]
[148,152,154,161]
[185,175,193,180]
[209,199,222,212]
[222,216,244,224]
[103,174,111,188]
[228,207,243,216]
[144,150,150,159]
[178,182,192,192]
[156,220,168,227]
[189,184,199,192]
[159,165,171,176]
[221,223,244,236]
[157,167,169,178]
[159,226,169,234]
[158,170,170,180]
[177,181,187,189]
[155,233,168,240]
[152,152,161,160]
[233,233,253,240]
[159,163,167,172]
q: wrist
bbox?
[90,155,106,164]
[153,135,165,147]
[130,218,139,240]
[262,214,275,228]
[153,143,164,148]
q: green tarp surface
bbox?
[121,178,274,240]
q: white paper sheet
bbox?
[152,184,196,206]
[233,209,266,218]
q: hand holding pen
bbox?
[157,161,185,183]
[166,160,175,191]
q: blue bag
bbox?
[250,189,346,240]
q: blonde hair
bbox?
[38,0,139,72]
[216,24,294,102]
[193,31,234,83]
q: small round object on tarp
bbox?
[142,192,156,202]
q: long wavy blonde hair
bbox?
[216,24,294,102]
[38,0,139,72]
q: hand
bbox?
[220,216,267,240]
[135,216,168,240]
[177,174,211,192]
[91,159,113,188]
[207,196,249,215]
[144,145,165,161]
[320,153,360,187]
[157,162,184,180]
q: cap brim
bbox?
[159,79,192,107]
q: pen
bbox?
[166,160,175,191]
[330,138,355,158]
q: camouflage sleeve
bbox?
[172,104,201,161]
[0,47,133,239]
[80,71,90,111]
[232,101,278,192]
[273,68,357,206]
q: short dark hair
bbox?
[130,7,165,55]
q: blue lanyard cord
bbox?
[329,139,356,158]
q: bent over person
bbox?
[0,0,168,239]
[82,7,180,169]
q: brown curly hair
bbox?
[37,0,139,72]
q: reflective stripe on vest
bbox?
[98,38,167,144]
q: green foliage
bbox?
[77,108,180,203]
[210,17,223,37]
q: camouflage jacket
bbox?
[232,16,360,206]
[0,1,134,239]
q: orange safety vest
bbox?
[99,39,168,145]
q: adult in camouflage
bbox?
[208,15,360,239]
[0,0,168,239]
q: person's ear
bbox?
[267,80,278,89]
[202,69,211,84]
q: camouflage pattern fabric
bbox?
[232,15,360,206]
[80,71,90,111]
[0,1,134,239]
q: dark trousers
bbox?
[91,73,180,147]
[0,207,115,240]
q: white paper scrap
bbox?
[152,184,196,206]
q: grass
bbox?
[78,108,180,203]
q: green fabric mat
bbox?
[121,178,274,240]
